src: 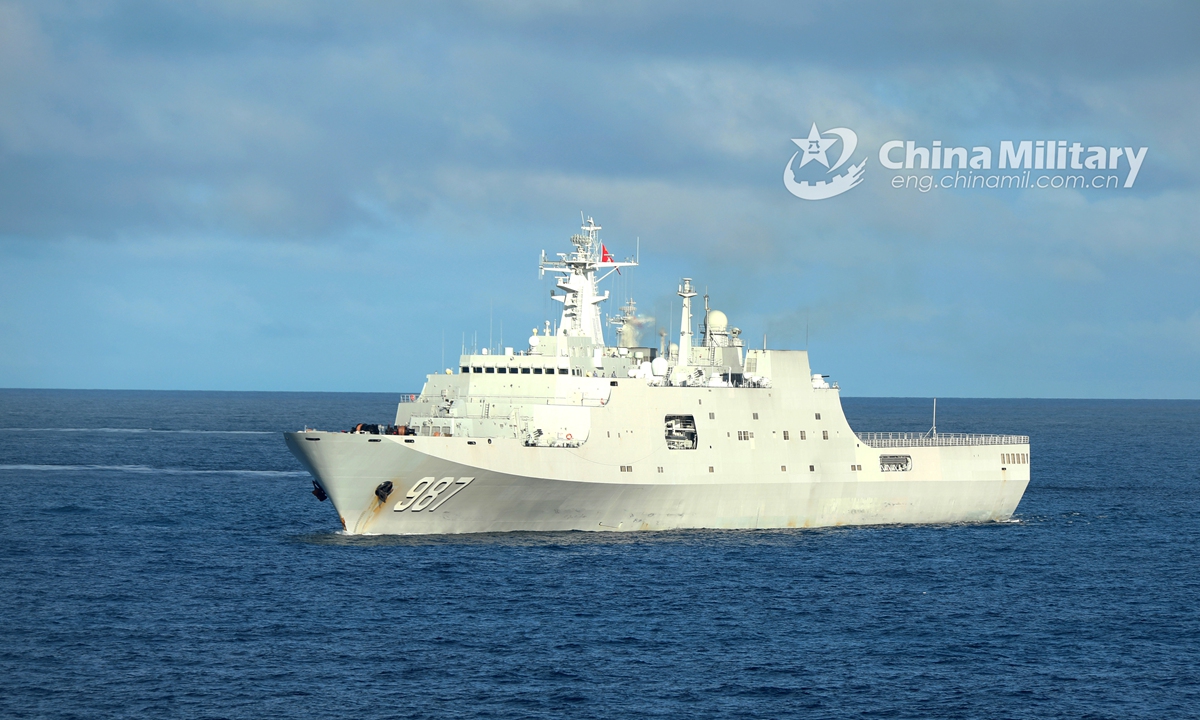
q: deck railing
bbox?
[855,432,1029,448]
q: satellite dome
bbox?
[706,310,728,332]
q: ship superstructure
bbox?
[286,218,1030,534]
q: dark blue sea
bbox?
[1,390,1197,719]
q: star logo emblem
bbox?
[783,122,867,200]
[793,123,838,169]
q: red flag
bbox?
[601,244,621,274]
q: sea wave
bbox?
[0,464,306,477]
[0,428,275,434]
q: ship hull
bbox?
[286,432,1030,535]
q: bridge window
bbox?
[472,367,482,373]
[485,367,495,373]
[533,368,543,374]
[521,368,530,374]
[460,366,469,373]
[558,368,569,375]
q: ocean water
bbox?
[1,390,1197,719]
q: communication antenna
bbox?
[929,398,938,438]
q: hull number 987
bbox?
[393,477,475,512]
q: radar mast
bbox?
[539,216,637,346]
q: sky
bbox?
[1,0,1198,397]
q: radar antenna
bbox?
[538,215,638,345]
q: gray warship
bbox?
[286,218,1030,534]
